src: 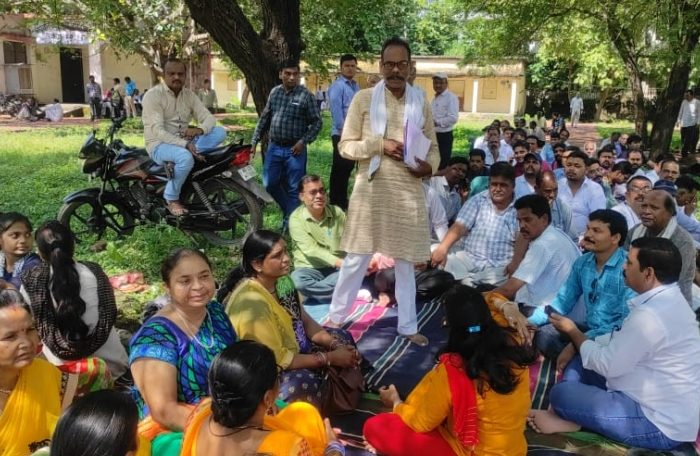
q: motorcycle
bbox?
[58,117,273,246]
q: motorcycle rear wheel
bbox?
[58,198,135,244]
[182,178,262,246]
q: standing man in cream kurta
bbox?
[328,37,440,346]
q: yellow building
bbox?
[2,14,525,115]
[1,14,152,104]
[213,55,526,115]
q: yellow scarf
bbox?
[0,359,62,456]
[181,399,327,456]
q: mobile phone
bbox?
[544,305,555,316]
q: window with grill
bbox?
[3,41,28,64]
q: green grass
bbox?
[0,113,481,326]
[595,120,682,150]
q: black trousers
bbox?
[436,131,454,170]
[329,134,355,211]
[374,267,455,300]
[680,125,699,156]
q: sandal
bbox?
[166,200,189,216]
[403,333,429,347]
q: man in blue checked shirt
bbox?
[327,54,360,210]
[523,209,635,362]
[251,60,323,227]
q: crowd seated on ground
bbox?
[4,104,700,456]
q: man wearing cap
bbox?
[431,73,459,169]
[626,188,696,304]
[515,152,543,199]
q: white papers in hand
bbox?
[403,120,431,169]
[368,154,381,180]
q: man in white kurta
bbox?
[328,38,440,346]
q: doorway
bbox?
[60,47,84,103]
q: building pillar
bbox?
[88,42,103,86]
[237,79,243,101]
[0,40,6,94]
[471,79,479,113]
[510,80,517,115]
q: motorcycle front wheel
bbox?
[58,198,135,244]
[182,178,262,246]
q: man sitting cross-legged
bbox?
[529,238,700,453]
[490,194,580,313]
[431,162,518,288]
[289,175,346,302]
[512,210,636,360]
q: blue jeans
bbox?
[550,356,684,451]
[263,142,307,219]
[151,126,226,201]
[291,267,339,302]
[534,322,589,360]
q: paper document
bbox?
[368,154,381,181]
[403,120,431,169]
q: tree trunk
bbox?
[604,11,648,140]
[649,7,700,155]
[184,0,302,114]
[595,87,611,122]
[627,64,647,140]
[240,86,250,109]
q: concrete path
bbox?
[567,122,601,148]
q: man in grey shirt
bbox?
[625,189,696,304]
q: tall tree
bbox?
[183,0,298,114]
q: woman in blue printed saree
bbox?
[223,230,363,408]
[129,248,236,455]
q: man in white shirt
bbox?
[43,99,63,122]
[515,152,541,199]
[473,125,499,151]
[677,89,700,157]
[558,150,607,238]
[612,175,651,229]
[428,157,468,222]
[529,237,700,453]
[492,194,580,308]
[569,92,583,128]
[484,135,512,166]
[431,73,459,169]
[142,58,225,216]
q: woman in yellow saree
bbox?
[182,340,345,456]
[0,285,76,456]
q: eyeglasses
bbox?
[305,188,326,197]
[381,60,410,71]
[628,186,650,193]
[588,278,598,302]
